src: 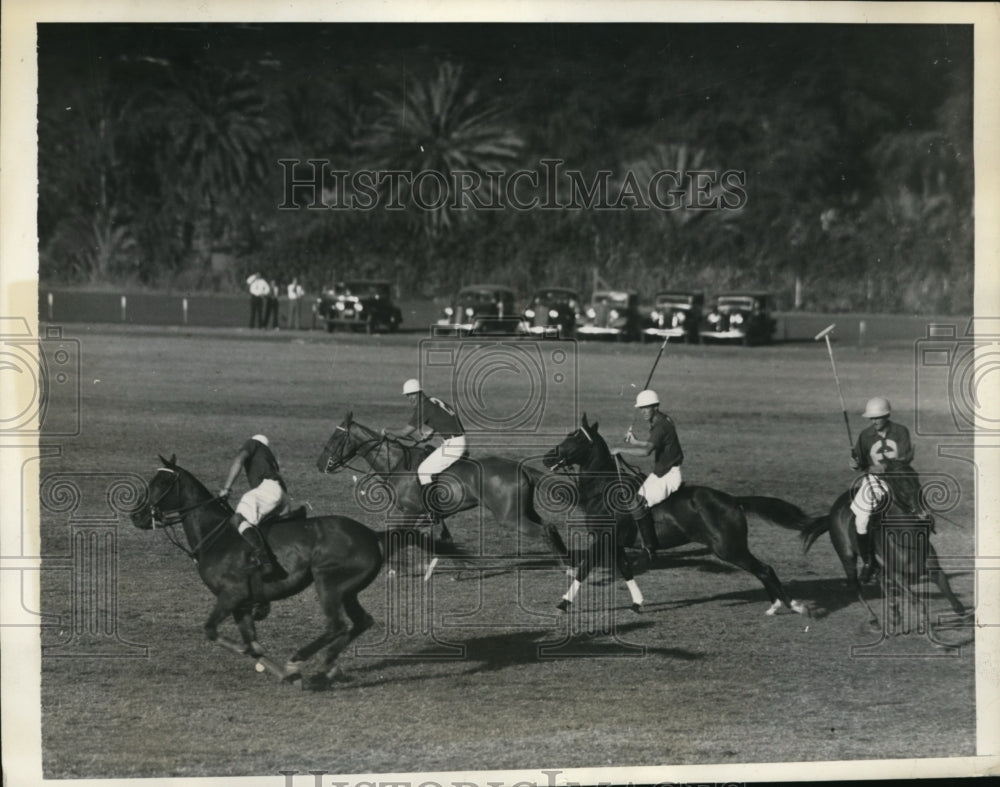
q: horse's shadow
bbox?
[637,573,976,622]
[328,623,703,690]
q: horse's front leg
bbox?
[204,594,237,643]
[558,541,599,612]
[615,547,644,613]
[233,607,264,656]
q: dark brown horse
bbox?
[131,455,383,689]
[799,466,969,629]
[543,415,808,616]
[316,412,569,573]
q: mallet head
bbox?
[814,323,836,341]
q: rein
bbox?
[327,423,426,476]
[150,468,232,561]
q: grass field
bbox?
[37,325,980,779]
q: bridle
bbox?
[547,427,592,472]
[147,467,231,560]
[323,423,424,475]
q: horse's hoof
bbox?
[631,603,642,614]
[557,599,570,613]
[765,600,782,616]
[790,600,808,616]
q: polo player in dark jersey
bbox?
[611,388,685,562]
[383,378,467,524]
[219,434,290,578]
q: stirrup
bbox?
[250,551,275,577]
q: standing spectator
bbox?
[247,273,270,328]
[287,277,306,330]
[264,278,280,329]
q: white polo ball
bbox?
[255,661,266,673]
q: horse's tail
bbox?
[736,496,813,531]
[800,515,831,555]
[520,463,546,486]
[519,463,546,525]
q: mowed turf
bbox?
[39,326,977,778]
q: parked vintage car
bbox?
[522,287,581,337]
[701,291,777,345]
[642,291,704,344]
[576,289,642,342]
[317,279,402,333]
[437,284,523,335]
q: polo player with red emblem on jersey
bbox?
[610,388,684,562]
[849,396,915,581]
[383,378,467,525]
[219,434,290,578]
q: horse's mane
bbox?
[161,459,232,513]
[347,417,429,470]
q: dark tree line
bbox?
[38,24,973,313]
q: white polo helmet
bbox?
[634,389,660,408]
[402,378,422,396]
[862,396,891,418]
[252,434,270,446]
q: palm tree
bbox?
[155,65,271,278]
[38,76,141,283]
[366,61,525,235]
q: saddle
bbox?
[260,504,308,526]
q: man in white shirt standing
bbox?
[287,277,306,330]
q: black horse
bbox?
[543,415,807,616]
[799,465,969,629]
[317,412,569,573]
[131,455,383,688]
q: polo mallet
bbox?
[628,337,670,436]
[814,324,853,449]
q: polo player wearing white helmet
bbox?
[610,389,684,561]
[219,433,290,578]
[849,396,915,581]
[383,378,467,524]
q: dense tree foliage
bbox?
[37,23,973,312]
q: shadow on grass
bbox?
[637,573,975,622]
[327,624,704,690]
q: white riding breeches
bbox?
[418,435,468,484]
[236,479,288,526]
[850,474,889,534]
[638,466,683,508]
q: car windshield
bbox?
[592,291,630,306]
[460,289,511,305]
[717,296,757,311]
[655,294,695,308]
[533,289,578,304]
[343,282,390,299]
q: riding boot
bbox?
[635,508,659,562]
[240,525,276,579]
[420,482,442,527]
[857,531,874,583]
